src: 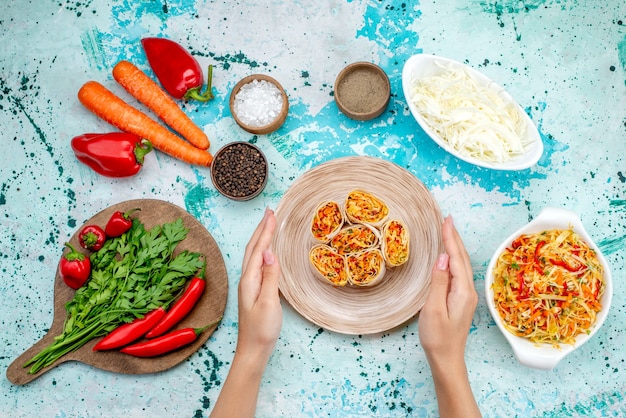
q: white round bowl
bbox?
[401,54,544,171]
[485,207,613,370]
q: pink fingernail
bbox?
[436,253,449,270]
[263,249,275,265]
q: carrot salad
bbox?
[491,228,604,346]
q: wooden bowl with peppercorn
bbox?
[230,74,289,135]
[210,141,268,201]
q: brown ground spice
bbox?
[337,69,388,114]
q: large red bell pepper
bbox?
[141,37,214,102]
[71,133,152,178]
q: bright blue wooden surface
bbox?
[1,1,625,416]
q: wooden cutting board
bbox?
[6,199,228,385]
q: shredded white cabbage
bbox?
[410,61,531,164]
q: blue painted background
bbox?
[1,1,624,416]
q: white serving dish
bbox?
[401,54,544,171]
[485,207,613,370]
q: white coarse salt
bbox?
[233,79,284,127]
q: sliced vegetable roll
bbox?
[311,200,345,243]
[330,223,380,255]
[345,190,389,226]
[381,219,410,267]
[346,248,386,287]
[309,244,349,287]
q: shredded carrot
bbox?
[330,224,378,255]
[309,245,349,287]
[345,190,389,224]
[491,228,604,347]
[311,201,343,241]
[78,81,213,167]
[112,60,210,150]
[346,249,385,286]
[382,219,410,266]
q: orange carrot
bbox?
[112,60,210,150]
[77,81,213,167]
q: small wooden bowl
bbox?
[230,74,289,135]
[334,62,390,121]
[210,141,268,201]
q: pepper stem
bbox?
[123,208,142,219]
[194,316,223,335]
[198,258,207,280]
[64,243,85,261]
[134,139,153,165]
[184,65,215,102]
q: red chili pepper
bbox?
[78,224,107,251]
[121,319,221,357]
[93,307,167,351]
[145,276,206,338]
[511,237,524,250]
[516,271,529,300]
[71,133,153,178]
[59,243,91,290]
[550,258,585,274]
[141,37,214,102]
[105,208,140,237]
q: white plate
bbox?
[401,54,543,171]
[485,207,613,370]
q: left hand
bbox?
[210,208,283,418]
[236,207,283,362]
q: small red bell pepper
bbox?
[93,307,167,351]
[59,243,91,290]
[71,133,153,178]
[141,37,214,102]
[78,225,106,251]
[105,208,140,237]
[121,318,221,357]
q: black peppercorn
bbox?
[211,142,268,200]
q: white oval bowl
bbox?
[485,207,613,370]
[401,54,544,171]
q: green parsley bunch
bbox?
[25,218,204,374]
